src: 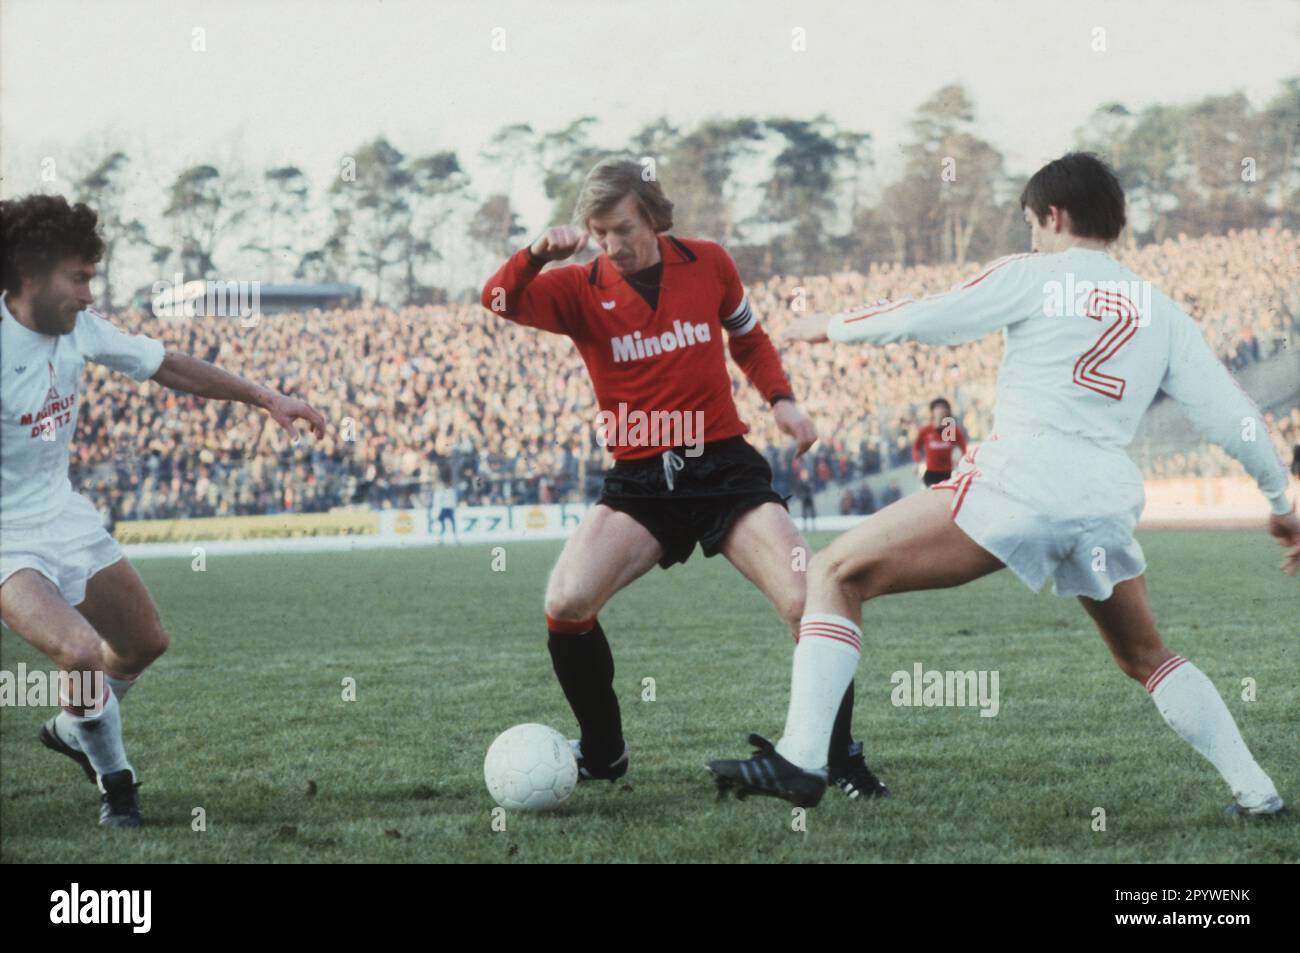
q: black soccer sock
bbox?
[546,619,624,764]
[828,679,856,767]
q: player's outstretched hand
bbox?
[773,400,817,457]
[531,226,588,262]
[1267,505,1300,575]
[782,313,832,343]
[266,393,328,440]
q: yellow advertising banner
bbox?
[113,510,379,544]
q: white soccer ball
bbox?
[483,723,579,812]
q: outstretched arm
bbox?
[79,309,325,438]
[1161,315,1292,513]
[152,351,327,439]
[1161,313,1298,572]
[785,253,1041,346]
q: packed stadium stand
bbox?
[71,229,1299,525]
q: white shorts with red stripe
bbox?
[932,430,1147,600]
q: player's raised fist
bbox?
[531,226,588,262]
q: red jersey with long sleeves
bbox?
[480,234,792,460]
[913,422,968,471]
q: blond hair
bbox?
[573,158,674,232]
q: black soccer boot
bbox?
[706,734,827,808]
[98,768,143,828]
[39,716,97,784]
[569,739,629,782]
[828,740,891,800]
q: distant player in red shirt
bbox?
[913,397,968,486]
[479,158,885,799]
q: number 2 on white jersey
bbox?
[1072,289,1139,400]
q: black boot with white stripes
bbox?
[706,734,827,808]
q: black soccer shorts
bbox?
[596,435,788,568]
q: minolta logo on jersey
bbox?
[611,320,711,363]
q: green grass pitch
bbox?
[2,529,1296,863]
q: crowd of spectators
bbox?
[70,229,1299,522]
[1139,406,1300,482]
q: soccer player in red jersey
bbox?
[480,158,885,798]
[912,397,968,486]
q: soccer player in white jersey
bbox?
[708,153,1300,817]
[0,195,327,826]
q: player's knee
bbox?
[53,632,102,675]
[114,619,171,671]
[810,547,879,601]
[141,621,171,664]
[543,579,597,624]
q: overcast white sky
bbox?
[2,0,1297,254]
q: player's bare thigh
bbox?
[720,502,808,636]
[810,487,1004,611]
[544,503,665,621]
[0,569,105,673]
[1077,575,1173,683]
[76,557,170,673]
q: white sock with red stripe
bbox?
[105,669,139,702]
[61,689,131,780]
[1146,656,1279,809]
[775,614,863,774]
[55,670,140,752]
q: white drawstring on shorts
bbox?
[662,450,685,492]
